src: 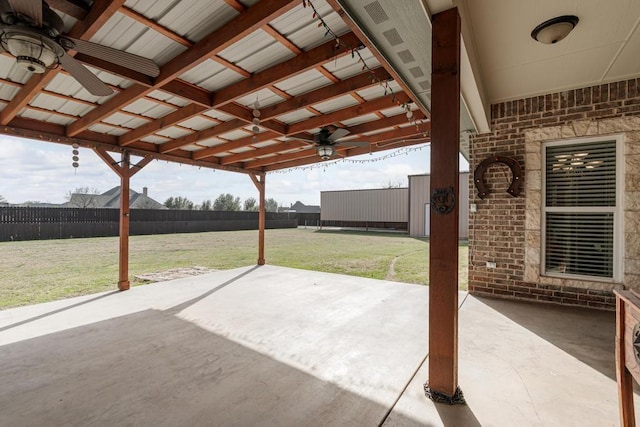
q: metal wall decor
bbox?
[633,323,640,364]
[431,186,456,214]
[473,156,523,199]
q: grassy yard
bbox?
[0,228,468,310]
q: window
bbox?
[542,137,622,281]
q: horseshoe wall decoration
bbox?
[474,156,523,199]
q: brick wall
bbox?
[468,79,640,310]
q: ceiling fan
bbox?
[290,126,370,160]
[0,0,160,96]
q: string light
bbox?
[303,0,428,135]
[271,143,430,174]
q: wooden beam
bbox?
[0,0,126,125]
[193,131,281,160]
[348,111,428,135]
[3,116,252,175]
[120,103,208,146]
[120,6,191,48]
[158,119,244,154]
[155,0,297,86]
[93,148,123,176]
[249,173,266,265]
[260,68,390,120]
[48,0,89,20]
[160,80,211,107]
[66,0,297,136]
[427,7,462,401]
[287,93,410,135]
[263,137,428,172]
[67,85,150,136]
[220,140,307,165]
[263,25,301,54]
[211,32,361,107]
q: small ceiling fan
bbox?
[0,0,160,96]
[290,126,369,160]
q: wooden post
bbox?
[615,291,637,426]
[118,152,131,290]
[250,174,266,265]
[426,7,462,401]
[94,149,152,291]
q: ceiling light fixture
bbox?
[317,145,335,160]
[531,15,579,44]
[0,30,62,73]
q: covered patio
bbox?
[2,0,640,424]
[0,266,630,426]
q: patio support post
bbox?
[425,7,463,403]
[94,148,152,290]
[250,173,266,265]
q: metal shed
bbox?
[408,173,469,238]
[320,187,408,230]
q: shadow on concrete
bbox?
[477,296,616,381]
[165,265,261,314]
[0,290,120,333]
[0,306,420,426]
[433,401,482,427]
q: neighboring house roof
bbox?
[64,187,167,209]
[289,201,321,213]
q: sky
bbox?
[0,135,469,208]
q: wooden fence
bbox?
[0,207,302,241]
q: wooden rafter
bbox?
[263,137,428,172]
[0,1,435,176]
[66,0,298,137]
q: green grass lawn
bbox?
[0,228,468,310]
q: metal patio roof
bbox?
[0,0,432,175]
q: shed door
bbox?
[425,203,430,237]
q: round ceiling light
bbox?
[317,145,335,160]
[531,15,579,44]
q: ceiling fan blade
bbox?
[59,52,113,96]
[329,127,350,142]
[337,141,370,147]
[63,36,160,77]
[288,133,316,144]
[8,0,42,26]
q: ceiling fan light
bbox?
[1,32,59,73]
[531,15,579,44]
[317,145,334,160]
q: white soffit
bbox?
[458,0,640,104]
[337,0,490,147]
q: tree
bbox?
[214,193,241,211]
[265,198,278,212]
[164,196,194,210]
[200,199,213,211]
[66,186,101,208]
[243,197,258,211]
[383,179,404,188]
[0,195,7,205]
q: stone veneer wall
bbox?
[468,79,640,310]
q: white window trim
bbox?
[541,134,624,283]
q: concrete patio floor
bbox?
[0,265,634,426]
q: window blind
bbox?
[544,140,617,279]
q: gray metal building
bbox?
[320,188,408,230]
[408,173,469,238]
[320,172,469,238]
